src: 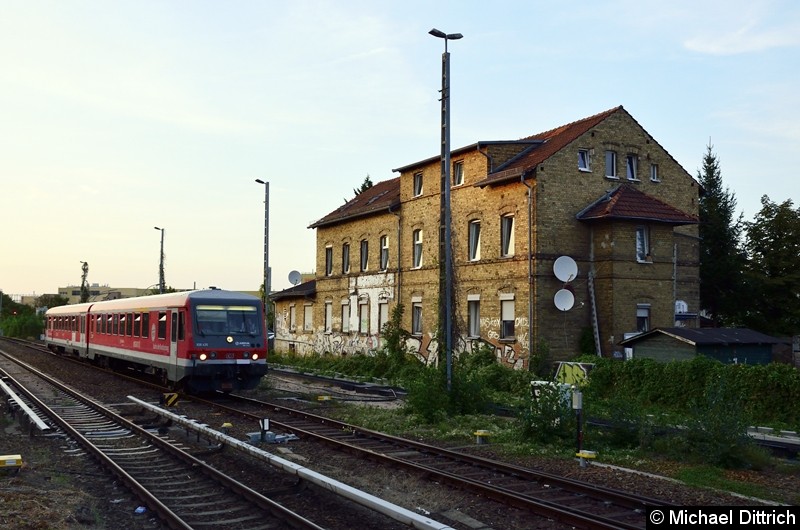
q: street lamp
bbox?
[154,226,165,294]
[430,28,462,392]
[254,179,270,330]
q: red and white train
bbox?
[44,288,268,393]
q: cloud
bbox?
[684,20,800,55]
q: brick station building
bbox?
[272,106,700,368]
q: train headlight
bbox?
[251,353,259,361]
[199,353,208,361]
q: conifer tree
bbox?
[697,142,746,325]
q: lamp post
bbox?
[429,28,462,392]
[154,226,165,294]
[255,179,270,329]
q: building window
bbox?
[650,163,660,182]
[412,229,423,268]
[453,160,464,186]
[325,246,333,276]
[500,215,515,257]
[342,243,350,274]
[411,302,422,335]
[468,298,480,337]
[626,154,638,180]
[360,239,369,272]
[636,226,651,262]
[378,302,389,334]
[605,150,617,178]
[413,172,423,196]
[500,299,515,340]
[578,149,591,171]
[379,235,389,271]
[341,302,350,332]
[289,305,296,331]
[636,304,650,333]
[358,300,369,334]
[303,304,313,331]
[468,220,481,261]
[324,302,332,333]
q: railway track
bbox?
[0,350,325,530]
[192,392,671,530]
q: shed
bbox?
[618,327,786,365]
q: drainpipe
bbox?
[390,204,402,303]
[521,170,534,371]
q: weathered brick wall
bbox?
[287,108,699,367]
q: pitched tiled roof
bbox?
[270,280,316,301]
[576,184,698,225]
[619,327,786,346]
[309,177,400,228]
[474,106,623,187]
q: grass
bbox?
[673,465,776,501]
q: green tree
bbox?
[697,142,747,325]
[36,293,69,310]
[353,174,373,196]
[742,196,800,336]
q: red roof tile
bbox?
[309,177,400,228]
[474,106,623,187]
[576,184,698,225]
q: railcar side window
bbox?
[134,314,141,337]
[141,313,149,338]
[127,313,134,336]
[158,312,167,340]
[171,312,178,343]
[178,311,186,341]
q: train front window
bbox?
[195,305,260,336]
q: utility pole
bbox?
[154,227,165,293]
[430,28,462,392]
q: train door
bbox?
[169,310,179,381]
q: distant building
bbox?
[272,106,700,368]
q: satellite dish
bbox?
[553,256,578,283]
[554,289,575,311]
[288,270,301,285]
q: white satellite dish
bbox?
[553,256,578,283]
[554,289,575,311]
[288,270,301,285]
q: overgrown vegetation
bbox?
[270,337,798,475]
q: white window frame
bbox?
[378,301,389,334]
[605,150,618,179]
[413,172,423,197]
[650,163,660,182]
[636,225,651,262]
[324,302,332,333]
[379,235,389,271]
[468,220,481,261]
[467,296,480,337]
[341,243,350,274]
[626,154,638,181]
[325,246,333,276]
[636,304,651,333]
[453,160,464,186]
[360,239,368,272]
[341,302,350,332]
[411,301,422,335]
[500,296,515,340]
[500,215,515,257]
[358,300,369,334]
[578,149,591,172]
[412,229,423,268]
[303,304,313,331]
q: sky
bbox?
[2,0,799,299]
